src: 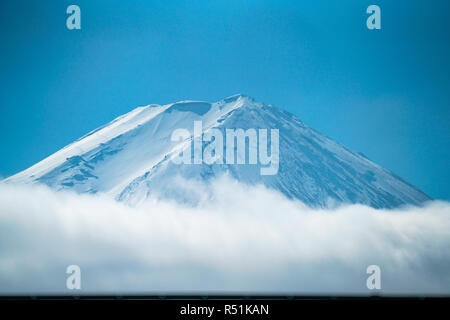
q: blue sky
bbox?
[0,0,449,200]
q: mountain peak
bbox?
[222,93,255,103]
[4,95,430,208]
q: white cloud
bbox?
[0,178,449,295]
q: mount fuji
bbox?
[3,94,430,208]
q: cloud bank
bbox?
[0,178,449,295]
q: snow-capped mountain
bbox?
[4,94,430,208]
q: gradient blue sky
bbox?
[0,0,449,199]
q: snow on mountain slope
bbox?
[3,94,430,208]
